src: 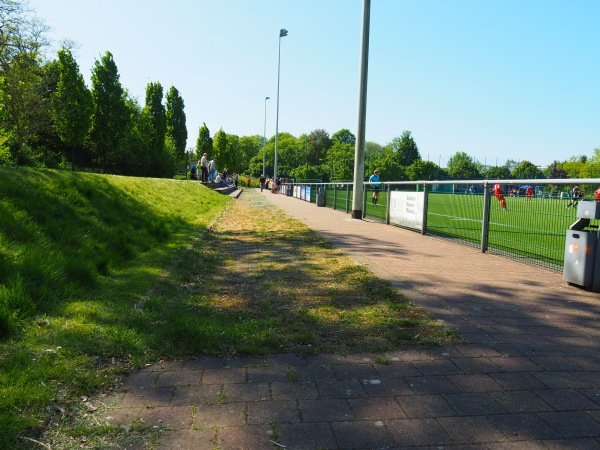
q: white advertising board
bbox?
[389,191,424,230]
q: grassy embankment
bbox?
[0,167,461,448]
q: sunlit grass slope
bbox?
[0,167,229,448]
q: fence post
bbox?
[481,181,490,253]
[333,184,337,210]
[385,183,391,224]
[362,184,367,218]
[346,184,350,213]
[422,183,428,235]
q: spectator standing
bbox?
[190,163,197,180]
[208,157,217,182]
[247,178,252,187]
[200,153,209,182]
[595,187,600,202]
[526,185,533,200]
[260,175,266,192]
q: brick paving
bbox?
[99,189,600,449]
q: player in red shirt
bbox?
[493,184,507,210]
[526,185,533,200]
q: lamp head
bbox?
[266,96,270,100]
[280,29,288,37]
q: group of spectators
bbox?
[189,153,238,188]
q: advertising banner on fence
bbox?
[305,186,311,202]
[389,191,424,230]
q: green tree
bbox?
[407,160,445,181]
[51,47,92,170]
[387,130,420,167]
[484,165,512,179]
[331,128,356,145]
[306,128,332,166]
[327,140,355,180]
[237,135,261,174]
[447,151,482,179]
[196,122,212,158]
[165,86,187,161]
[545,161,568,179]
[0,51,49,163]
[142,81,167,176]
[90,51,130,171]
[512,160,544,179]
[212,128,228,172]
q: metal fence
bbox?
[281,178,600,273]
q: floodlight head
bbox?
[266,96,270,100]
[280,29,288,37]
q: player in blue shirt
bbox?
[369,169,380,206]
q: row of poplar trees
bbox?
[0,0,187,177]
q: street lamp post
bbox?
[262,96,270,177]
[273,28,288,190]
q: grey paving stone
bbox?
[534,388,600,411]
[138,406,193,429]
[490,372,549,391]
[536,411,600,438]
[193,403,246,427]
[373,361,421,378]
[317,379,368,399]
[386,418,451,446]
[157,428,217,450]
[488,356,542,372]
[530,356,581,371]
[299,399,353,422]
[122,370,159,389]
[120,387,175,407]
[443,392,505,416]
[276,422,337,449]
[532,371,593,389]
[488,391,553,413]
[271,381,319,401]
[450,357,502,374]
[202,367,246,384]
[266,354,308,366]
[247,400,300,424]
[541,438,600,449]
[294,363,337,382]
[412,359,461,376]
[438,415,506,444]
[447,373,503,392]
[171,385,221,406]
[218,424,276,449]
[489,413,562,440]
[485,440,548,450]
[331,363,380,379]
[223,383,270,402]
[406,375,461,395]
[396,394,456,419]
[331,420,395,449]
[573,371,600,388]
[182,357,226,370]
[362,377,412,397]
[348,397,406,420]
[247,365,288,383]
[155,370,202,387]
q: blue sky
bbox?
[29,0,599,168]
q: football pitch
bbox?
[324,188,585,271]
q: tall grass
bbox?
[0,167,228,448]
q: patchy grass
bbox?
[0,169,461,448]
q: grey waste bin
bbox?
[317,187,326,207]
[563,201,600,291]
